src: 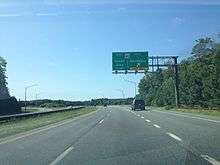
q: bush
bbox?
[164,105,175,110]
[201,99,220,110]
[0,97,21,115]
[39,102,65,108]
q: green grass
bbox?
[174,108,220,117]
[0,107,96,139]
[163,107,220,117]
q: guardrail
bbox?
[0,106,84,122]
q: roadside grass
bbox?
[161,106,220,117]
[0,107,96,139]
[174,108,220,117]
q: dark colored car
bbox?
[132,99,145,111]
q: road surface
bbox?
[0,106,219,165]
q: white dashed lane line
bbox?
[130,110,220,165]
[99,119,104,124]
[166,132,182,142]
[153,124,161,128]
[50,146,74,165]
[201,155,220,165]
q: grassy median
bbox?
[0,107,96,139]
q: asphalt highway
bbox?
[0,106,219,165]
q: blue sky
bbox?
[0,0,220,101]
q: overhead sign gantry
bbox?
[112,51,179,107]
[112,52,148,74]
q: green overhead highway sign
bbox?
[112,51,148,72]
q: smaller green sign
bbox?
[112,52,148,71]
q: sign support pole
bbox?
[173,57,180,108]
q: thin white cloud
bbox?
[143,0,220,5]
[167,38,173,42]
[117,7,127,12]
[0,14,22,17]
[47,55,57,67]
[173,17,184,24]
[175,17,183,21]
[48,61,57,66]
[0,13,60,18]
[0,13,59,18]
[0,0,220,7]
[36,13,58,17]
[73,47,79,51]
[43,0,220,5]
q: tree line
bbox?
[138,37,220,109]
[0,56,21,115]
[24,98,134,108]
[0,57,10,100]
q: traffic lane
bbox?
[132,108,220,163]
[0,108,108,165]
[58,106,209,165]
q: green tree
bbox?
[0,56,10,99]
[138,37,220,109]
[192,37,215,58]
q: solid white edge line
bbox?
[0,119,76,145]
[50,146,74,165]
[145,119,151,122]
[166,132,182,142]
[99,119,104,124]
[153,124,161,128]
[154,110,220,123]
[201,155,220,165]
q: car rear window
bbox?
[135,100,145,104]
